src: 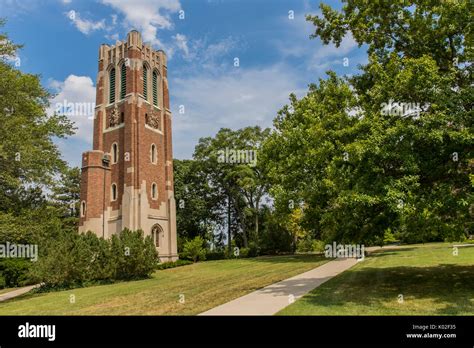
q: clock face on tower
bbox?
[78,30,178,262]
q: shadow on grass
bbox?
[296,264,474,315]
[251,254,327,264]
[369,247,417,256]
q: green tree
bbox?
[174,159,223,249]
[263,0,472,244]
[306,0,470,71]
[0,21,77,285]
[193,126,271,250]
[51,167,81,232]
[0,24,75,209]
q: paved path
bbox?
[200,257,360,316]
[0,284,39,302]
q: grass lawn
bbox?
[278,243,474,315]
[0,288,16,295]
[0,254,327,315]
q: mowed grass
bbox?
[278,243,474,315]
[0,254,327,315]
[0,288,16,295]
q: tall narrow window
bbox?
[111,143,118,164]
[151,183,157,200]
[143,65,148,100]
[152,71,158,106]
[111,183,117,201]
[81,201,86,217]
[150,144,157,164]
[109,68,116,103]
[151,225,160,247]
[120,64,126,99]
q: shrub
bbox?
[238,247,250,258]
[181,236,206,263]
[311,240,326,253]
[31,229,158,289]
[383,229,398,244]
[110,229,158,280]
[375,229,400,246]
[0,259,32,287]
[30,232,85,288]
[205,250,226,260]
[247,241,260,257]
[259,215,294,254]
[296,237,313,252]
[156,259,192,270]
[224,243,239,259]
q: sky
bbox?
[0,0,367,167]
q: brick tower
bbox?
[79,30,178,261]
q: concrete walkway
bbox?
[200,257,360,316]
[0,284,39,302]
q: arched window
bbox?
[80,201,86,217]
[151,182,157,200]
[109,68,116,103]
[111,143,118,164]
[111,183,117,201]
[120,64,126,99]
[151,224,161,247]
[150,144,157,164]
[143,65,148,100]
[152,70,158,106]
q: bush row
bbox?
[180,237,261,262]
[30,229,158,290]
[156,259,193,270]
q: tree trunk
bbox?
[255,201,259,239]
[227,193,232,253]
[241,223,248,248]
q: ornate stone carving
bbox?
[146,111,160,129]
[109,106,120,128]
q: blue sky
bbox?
[0,0,367,167]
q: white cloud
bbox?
[47,75,96,144]
[171,64,306,158]
[173,33,189,57]
[173,36,240,72]
[66,10,106,35]
[201,37,240,66]
[101,0,181,47]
